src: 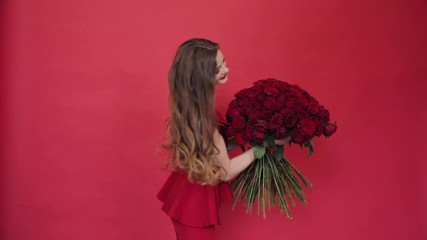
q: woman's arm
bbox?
[214,129,292,182]
[213,129,255,182]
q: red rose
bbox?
[235,88,257,100]
[310,119,322,137]
[292,104,304,113]
[259,111,272,121]
[247,90,258,100]
[238,98,252,115]
[255,78,274,86]
[323,122,337,137]
[248,110,262,122]
[296,112,311,122]
[256,92,267,102]
[231,115,246,129]
[299,96,310,107]
[284,114,298,128]
[272,80,289,91]
[315,123,324,137]
[253,120,268,142]
[262,97,276,111]
[255,120,268,131]
[252,83,263,92]
[245,124,255,142]
[291,130,305,144]
[284,97,297,109]
[318,105,330,122]
[253,130,266,142]
[235,131,248,145]
[275,127,287,140]
[276,95,287,109]
[225,126,235,138]
[289,87,303,98]
[279,107,292,118]
[298,118,316,137]
[226,100,240,122]
[268,113,284,130]
[263,86,279,96]
[307,100,319,114]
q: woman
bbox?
[157,38,290,240]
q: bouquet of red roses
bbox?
[223,78,337,219]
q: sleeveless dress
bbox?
[157,173,233,227]
[157,111,233,227]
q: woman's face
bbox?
[215,50,229,84]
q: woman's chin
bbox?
[216,76,228,85]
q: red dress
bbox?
[157,111,233,228]
[157,172,233,227]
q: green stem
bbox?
[266,153,291,218]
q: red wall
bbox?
[1,0,426,239]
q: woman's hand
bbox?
[274,136,292,145]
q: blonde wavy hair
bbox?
[164,38,222,185]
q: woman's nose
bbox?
[224,66,230,73]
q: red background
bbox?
[1,0,426,239]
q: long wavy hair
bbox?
[164,38,221,185]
